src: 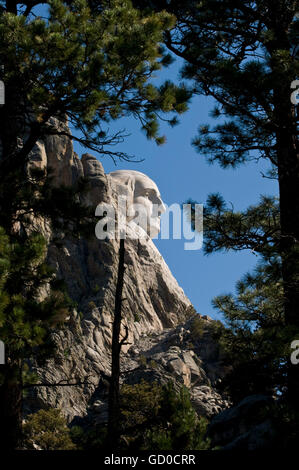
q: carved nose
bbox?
[158,201,166,215]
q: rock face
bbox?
[75,315,231,428]
[207,395,277,450]
[25,119,230,425]
[121,315,230,416]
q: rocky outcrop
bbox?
[79,315,230,428]
[122,315,230,417]
[24,119,230,425]
[207,395,277,450]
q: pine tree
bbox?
[0,227,74,449]
[0,0,191,240]
[0,0,190,449]
[23,408,76,450]
[119,380,211,450]
[0,0,190,167]
[187,195,287,398]
[71,380,211,450]
[212,258,286,402]
[149,382,210,451]
[135,0,299,412]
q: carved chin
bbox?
[128,218,160,238]
[148,220,160,237]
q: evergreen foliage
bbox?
[119,380,211,451]
[71,380,211,451]
[0,224,74,448]
[0,0,190,163]
[0,0,190,449]
[138,0,299,412]
[213,259,287,402]
[23,408,76,450]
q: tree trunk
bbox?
[277,122,299,409]
[6,1,17,15]
[0,360,23,450]
[272,67,299,410]
[108,238,125,448]
[269,12,299,411]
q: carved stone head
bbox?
[108,170,166,238]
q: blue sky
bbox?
[72,59,278,320]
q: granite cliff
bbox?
[25,119,230,426]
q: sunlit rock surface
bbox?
[25,119,230,423]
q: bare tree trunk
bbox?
[271,51,299,411]
[277,125,299,410]
[108,238,126,448]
